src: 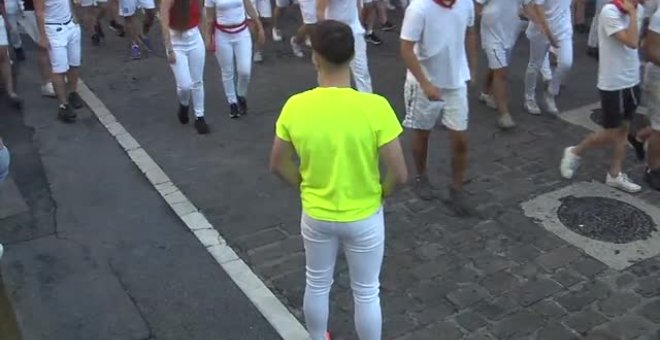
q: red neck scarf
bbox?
[433,0,456,8]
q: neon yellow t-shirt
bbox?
[275,87,403,222]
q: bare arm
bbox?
[380,138,407,197]
[243,0,263,31]
[205,7,215,43]
[316,0,327,21]
[466,26,478,84]
[526,3,558,46]
[269,137,302,188]
[400,40,429,89]
[613,9,640,49]
[646,30,660,66]
[34,0,46,38]
[160,0,174,52]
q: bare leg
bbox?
[66,67,80,94]
[608,124,630,176]
[411,129,430,177]
[124,15,138,44]
[37,48,53,86]
[0,48,17,97]
[142,9,155,35]
[492,68,510,117]
[377,0,388,26]
[52,73,69,105]
[449,130,468,190]
[482,70,494,95]
[648,131,660,170]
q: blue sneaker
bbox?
[130,44,141,60]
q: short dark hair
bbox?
[310,20,355,66]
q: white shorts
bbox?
[119,0,155,17]
[250,0,272,18]
[275,0,298,7]
[403,76,469,131]
[298,0,317,24]
[0,17,8,46]
[45,21,82,73]
[484,46,512,70]
[80,0,108,7]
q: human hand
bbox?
[422,82,442,101]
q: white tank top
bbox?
[44,0,72,24]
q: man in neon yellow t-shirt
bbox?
[270,20,407,340]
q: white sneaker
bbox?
[41,82,56,97]
[606,172,642,193]
[272,28,283,42]
[290,37,304,58]
[0,243,4,260]
[479,92,497,109]
[253,51,264,63]
[544,90,559,114]
[560,146,581,179]
[525,98,541,115]
[498,113,516,129]
[305,37,312,47]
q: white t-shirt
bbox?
[325,0,364,35]
[527,0,572,40]
[597,4,645,91]
[477,0,531,49]
[205,0,246,25]
[44,0,72,23]
[4,0,21,15]
[400,0,475,89]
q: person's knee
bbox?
[178,81,193,93]
[451,132,468,155]
[191,79,203,90]
[305,270,333,294]
[351,281,379,304]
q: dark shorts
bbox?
[599,85,641,129]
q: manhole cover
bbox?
[557,196,657,244]
[590,108,603,125]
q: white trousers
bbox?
[169,27,206,117]
[301,208,384,340]
[214,28,252,104]
[351,34,372,93]
[525,34,573,100]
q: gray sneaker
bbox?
[498,113,516,130]
[448,187,473,217]
[413,176,439,201]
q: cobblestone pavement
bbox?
[77,9,660,339]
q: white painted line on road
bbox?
[77,80,310,340]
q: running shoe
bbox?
[645,168,660,191]
[178,104,190,124]
[305,37,312,47]
[606,172,641,193]
[68,92,84,109]
[497,113,516,130]
[229,103,240,119]
[130,43,142,60]
[413,175,439,201]
[290,37,304,58]
[543,90,559,114]
[560,146,581,179]
[41,82,56,97]
[194,117,210,134]
[524,98,541,115]
[109,20,126,37]
[272,28,283,42]
[628,135,646,161]
[238,96,248,116]
[365,33,383,46]
[13,48,26,62]
[57,104,77,123]
[381,21,396,31]
[479,92,497,109]
[8,94,23,111]
[449,187,473,217]
[254,51,264,63]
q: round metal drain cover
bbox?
[557,196,657,244]
[590,109,603,125]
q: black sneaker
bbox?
[413,176,439,201]
[178,104,190,124]
[381,22,396,32]
[237,96,247,116]
[194,117,210,134]
[8,95,23,110]
[628,135,646,161]
[448,187,474,217]
[109,20,125,37]
[13,48,26,62]
[57,104,77,123]
[645,168,660,191]
[68,92,84,109]
[365,33,383,46]
[229,103,240,119]
[91,33,101,46]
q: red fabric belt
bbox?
[210,19,249,52]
